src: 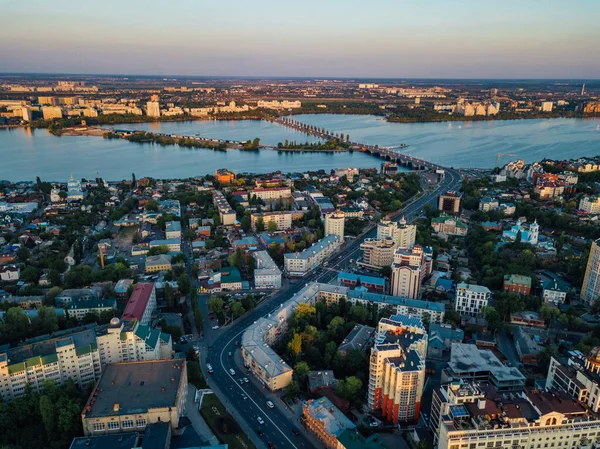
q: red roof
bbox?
[122,283,154,322]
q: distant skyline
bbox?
[2,0,599,78]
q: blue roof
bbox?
[435,278,453,291]
[234,236,258,246]
[259,232,285,245]
[347,290,445,312]
[338,271,385,287]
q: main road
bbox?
[200,167,462,449]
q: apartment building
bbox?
[359,238,396,269]
[377,217,416,249]
[145,254,172,273]
[455,283,491,317]
[165,221,181,239]
[251,211,292,231]
[81,359,187,436]
[146,100,161,117]
[213,190,236,226]
[149,238,181,253]
[249,187,292,201]
[438,191,462,214]
[214,168,235,185]
[324,210,345,238]
[368,314,427,424]
[42,106,63,119]
[257,100,302,110]
[284,234,343,276]
[390,246,431,299]
[65,299,116,321]
[0,319,171,401]
[121,283,156,326]
[579,194,600,214]
[253,250,282,289]
[503,274,532,295]
[478,196,499,211]
[581,238,600,305]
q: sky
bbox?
[1,0,599,78]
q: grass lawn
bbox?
[200,393,256,449]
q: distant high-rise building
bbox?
[42,106,63,120]
[581,239,600,305]
[390,246,429,299]
[541,101,553,112]
[324,209,345,238]
[21,107,32,121]
[146,100,161,117]
[377,217,416,249]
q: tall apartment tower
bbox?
[324,209,345,238]
[377,217,416,249]
[438,191,462,215]
[146,98,161,117]
[581,238,600,305]
[390,246,428,299]
[367,314,427,424]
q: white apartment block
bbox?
[213,190,237,226]
[390,246,431,299]
[455,283,491,317]
[165,221,182,239]
[359,238,396,269]
[324,210,345,238]
[257,100,302,110]
[284,234,343,276]
[0,319,171,401]
[377,217,416,249]
[42,106,63,119]
[250,187,292,201]
[580,195,600,214]
[146,101,161,117]
[253,250,282,289]
[65,299,116,321]
[251,211,292,231]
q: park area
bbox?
[200,393,256,449]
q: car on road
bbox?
[257,429,264,437]
[266,400,274,408]
[239,378,244,384]
[267,442,275,449]
[206,363,213,374]
[211,325,219,330]
[229,368,236,376]
[292,429,300,436]
[257,416,264,425]
[241,393,248,400]
[243,377,249,383]
[228,351,232,357]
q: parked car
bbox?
[266,400,274,408]
[243,377,249,383]
[211,325,219,330]
[241,393,248,400]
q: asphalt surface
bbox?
[197,168,462,449]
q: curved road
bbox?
[199,168,462,448]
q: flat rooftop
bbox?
[448,343,526,383]
[69,434,139,449]
[85,359,186,418]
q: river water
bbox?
[1,115,599,182]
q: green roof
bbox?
[25,356,42,367]
[220,267,242,283]
[338,429,389,449]
[160,332,171,344]
[7,362,26,375]
[432,215,468,228]
[135,325,159,349]
[41,353,58,365]
[76,344,93,356]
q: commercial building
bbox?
[579,194,600,214]
[251,211,292,231]
[241,282,444,392]
[249,187,291,201]
[0,319,171,401]
[368,314,427,424]
[455,283,491,317]
[377,217,416,249]
[438,191,462,215]
[359,238,396,269]
[510,311,546,328]
[213,190,236,226]
[503,274,532,295]
[145,254,172,273]
[81,359,187,436]
[253,250,282,289]
[324,210,345,238]
[390,246,431,299]
[165,221,181,239]
[581,238,600,305]
[121,283,156,326]
[442,343,526,391]
[66,299,116,321]
[284,234,343,276]
[146,100,161,117]
[431,215,468,236]
[149,238,181,253]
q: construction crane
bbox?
[496,153,518,167]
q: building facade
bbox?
[390,246,430,299]
[253,250,282,289]
[251,211,292,231]
[582,238,600,305]
[359,238,396,269]
[377,217,416,249]
[438,191,462,214]
[324,210,345,238]
[284,234,343,276]
[455,283,491,317]
[503,274,532,295]
[121,283,156,326]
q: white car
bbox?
[212,325,219,330]
[266,401,274,409]
[257,416,265,425]
[229,368,236,376]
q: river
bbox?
[1,115,599,182]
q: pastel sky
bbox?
[1,0,599,78]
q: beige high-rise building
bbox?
[368,314,427,424]
[42,106,64,120]
[390,246,428,299]
[359,238,396,269]
[21,107,32,121]
[146,100,161,117]
[324,209,345,238]
[581,238,600,305]
[377,217,415,249]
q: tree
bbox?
[337,376,363,403]
[147,245,170,256]
[294,361,310,384]
[45,286,63,306]
[165,283,176,310]
[17,246,30,262]
[289,332,302,356]
[483,306,502,332]
[241,214,251,232]
[255,218,265,232]
[21,266,40,283]
[285,380,300,398]
[177,273,192,295]
[39,394,56,438]
[231,301,246,319]
[267,220,278,233]
[443,310,461,327]
[1,307,30,340]
[145,199,159,211]
[207,296,225,314]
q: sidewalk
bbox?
[186,385,220,446]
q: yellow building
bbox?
[42,106,63,120]
[145,254,172,273]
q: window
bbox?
[136,419,146,428]
[107,421,119,430]
[122,420,134,429]
[93,422,105,432]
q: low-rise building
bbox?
[478,196,499,211]
[337,324,375,356]
[427,323,464,358]
[66,299,116,321]
[145,254,172,273]
[81,359,187,436]
[542,277,569,305]
[121,283,156,326]
[253,250,282,289]
[0,265,19,282]
[164,221,181,239]
[431,215,468,236]
[250,211,292,231]
[220,267,243,291]
[510,311,546,328]
[455,283,491,317]
[284,234,343,276]
[337,272,385,293]
[149,238,181,253]
[503,274,532,295]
